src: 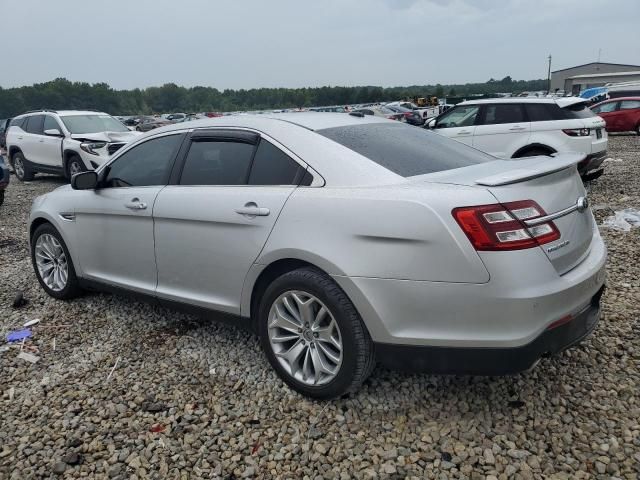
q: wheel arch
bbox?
[8,146,22,163]
[28,214,83,277]
[512,143,557,158]
[62,150,82,177]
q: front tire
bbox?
[258,268,375,399]
[12,152,34,181]
[31,223,81,300]
[66,155,86,179]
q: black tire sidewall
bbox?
[67,155,86,179]
[258,268,371,399]
[31,223,81,300]
[12,152,31,181]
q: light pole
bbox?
[547,55,552,95]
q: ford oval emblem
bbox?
[576,196,589,212]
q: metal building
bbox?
[550,62,640,94]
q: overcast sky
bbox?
[1,0,638,90]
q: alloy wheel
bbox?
[14,157,24,179]
[267,291,343,386]
[69,160,82,176]
[35,234,68,292]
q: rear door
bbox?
[153,130,306,314]
[432,105,479,146]
[472,103,530,158]
[22,115,45,165]
[618,100,640,131]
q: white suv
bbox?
[427,98,608,179]
[5,110,140,181]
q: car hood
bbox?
[70,131,142,143]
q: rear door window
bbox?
[9,117,27,129]
[25,115,44,135]
[480,104,526,124]
[248,140,304,186]
[620,100,640,110]
[525,103,556,121]
[179,140,255,186]
[318,122,493,177]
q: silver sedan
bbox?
[28,113,606,399]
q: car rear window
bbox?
[559,103,596,119]
[317,122,494,177]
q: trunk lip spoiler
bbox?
[475,153,587,187]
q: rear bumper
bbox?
[375,285,604,374]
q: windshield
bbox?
[61,114,129,134]
[318,122,493,177]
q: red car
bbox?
[591,97,640,135]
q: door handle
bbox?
[235,202,270,217]
[39,139,45,143]
[125,198,147,210]
[456,130,471,135]
[509,126,526,131]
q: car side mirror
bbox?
[427,119,437,129]
[71,171,98,190]
[44,128,63,137]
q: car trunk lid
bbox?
[415,153,595,275]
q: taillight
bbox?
[452,200,560,251]
[562,128,590,137]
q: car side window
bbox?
[435,106,479,128]
[10,117,27,129]
[620,100,640,110]
[179,139,255,186]
[103,134,183,188]
[43,115,61,132]
[25,115,44,135]
[593,102,618,113]
[525,104,555,122]
[248,140,303,186]
[481,104,526,124]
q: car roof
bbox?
[596,96,640,103]
[458,97,588,108]
[15,110,109,118]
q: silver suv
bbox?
[5,110,140,181]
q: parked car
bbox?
[386,101,439,121]
[136,116,171,132]
[0,153,9,206]
[28,113,606,399]
[166,113,186,122]
[426,98,608,180]
[5,110,141,181]
[591,97,640,135]
[0,118,11,149]
[384,104,424,126]
[353,105,405,121]
[203,112,224,118]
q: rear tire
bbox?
[31,223,81,300]
[0,190,4,207]
[12,151,34,181]
[258,267,375,399]
[635,123,640,136]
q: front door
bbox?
[32,115,64,167]
[73,132,184,294]
[153,132,306,314]
[432,105,479,146]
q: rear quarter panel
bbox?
[256,183,495,283]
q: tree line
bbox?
[0,76,547,118]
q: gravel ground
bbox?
[1,136,639,479]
